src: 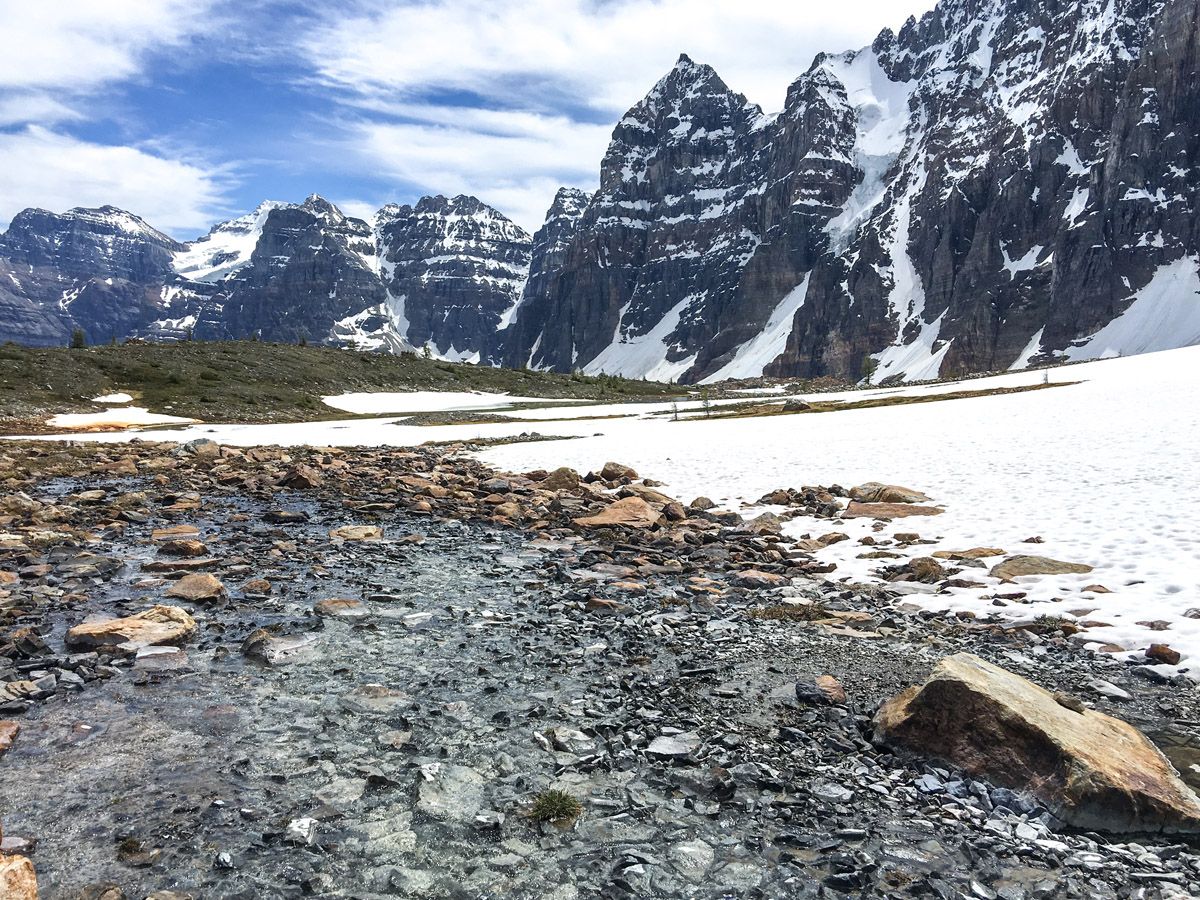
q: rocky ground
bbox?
[0,440,1198,899]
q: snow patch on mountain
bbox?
[1065,255,1200,361]
[173,201,286,283]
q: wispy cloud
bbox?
[332,106,610,230]
[0,0,225,92]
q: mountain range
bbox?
[3,0,1199,384]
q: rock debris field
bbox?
[0,440,1199,899]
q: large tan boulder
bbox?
[0,854,38,899]
[573,497,661,529]
[165,573,227,602]
[874,653,1200,833]
[330,524,383,541]
[844,501,943,519]
[850,482,931,504]
[66,605,196,651]
[990,555,1094,580]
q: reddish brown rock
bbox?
[0,720,18,754]
[1147,644,1182,665]
[314,598,369,619]
[599,461,638,482]
[330,524,383,541]
[281,464,324,489]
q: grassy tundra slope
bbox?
[0,341,682,426]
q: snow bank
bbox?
[46,408,198,429]
[321,391,589,415]
[91,393,134,404]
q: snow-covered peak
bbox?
[301,194,347,224]
[60,205,175,242]
[173,200,286,283]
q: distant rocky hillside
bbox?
[3,0,1198,383]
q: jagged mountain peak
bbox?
[546,187,591,220]
[300,194,348,224]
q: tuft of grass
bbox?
[748,602,830,622]
[529,789,583,824]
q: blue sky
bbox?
[0,0,936,238]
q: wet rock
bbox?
[157,539,208,557]
[330,524,383,541]
[573,497,661,528]
[151,525,200,542]
[416,763,485,823]
[850,482,931,504]
[241,628,320,664]
[669,839,715,881]
[285,817,318,846]
[165,573,227,602]
[66,605,196,651]
[795,675,847,706]
[264,509,309,524]
[875,653,1200,833]
[0,854,38,899]
[647,732,701,759]
[314,598,370,619]
[844,502,943,519]
[990,556,1094,580]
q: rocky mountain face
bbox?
[507,0,1200,382]
[376,195,531,362]
[3,0,1198,382]
[0,207,182,346]
[0,195,529,356]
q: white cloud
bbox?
[298,0,936,228]
[0,126,231,236]
[304,0,936,116]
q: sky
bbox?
[0,0,938,239]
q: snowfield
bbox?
[321,391,590,415]
[45,408,198,429]
[12,347,1198,670]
